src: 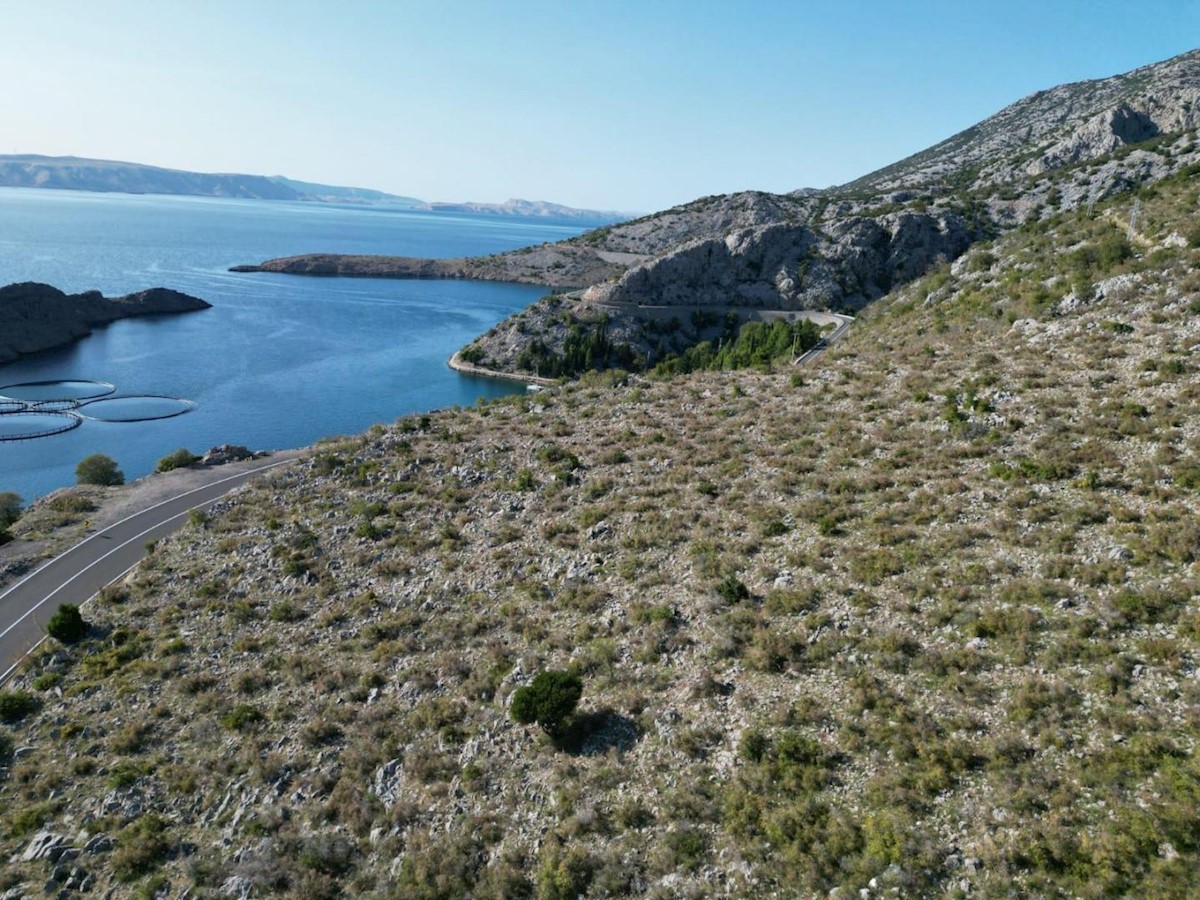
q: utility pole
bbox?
[1086,195,1096,218]
[1128,198,1141,240]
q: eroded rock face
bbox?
[1029,93,1200,174]
[852,49,1200,194]
[588,211,972,312]
[0,282,211,366]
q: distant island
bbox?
[0,282,210,366]
[0,155,633,224]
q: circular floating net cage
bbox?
[0,398,26,414]
[29,398,82,412]
[0,410,83,441]
[78,395,197,423]
[0,379,116,403]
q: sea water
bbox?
[0,188,590,501]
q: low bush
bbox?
[155,447,200,473]
[219,704,264,731]
[0,690,38,723]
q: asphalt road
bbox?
[794,312,854,365]
[0,459,291,683]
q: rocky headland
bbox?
[230,243,633,289]
[233,49,1200,381]
[0,282,211,366]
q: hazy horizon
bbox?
[2,0,1196,212]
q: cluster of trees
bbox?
[652,318,822,376]
[516,319,638,379]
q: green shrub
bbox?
[219,704,264,731]
[155,447,199,473]
[664,827,708,870]
[112,814,170,881]
[75,453,124,486]
[0,690,38,723]
[46,603,87,644]
[537,842,594,900]
[511,670,583,736]
[48,493,96,514]
[716,575,751,603]
[32,672,61,691]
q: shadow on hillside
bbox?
[556,708,641,756]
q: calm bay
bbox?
[0,188,588,501]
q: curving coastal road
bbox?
[0,459,293,684]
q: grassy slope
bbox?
[3,173,1200,897]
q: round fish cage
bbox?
[0,379,116,403]
[77,395,198,423]
[0,410,83,441]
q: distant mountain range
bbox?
[0,155,632,223]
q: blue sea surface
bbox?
[0,188,584,501]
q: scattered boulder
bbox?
[21,830,70,862]
[202,444,255,466]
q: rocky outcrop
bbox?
[0,282,211,366]
[847,49,1200,193]
[586,210,972,312]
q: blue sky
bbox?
[1,1,1196,211]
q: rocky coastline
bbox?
[447,350,558,386]
[0,282,211,366]
[229,243,630,289]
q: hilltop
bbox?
[3,50,1200,898]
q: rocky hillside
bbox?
[233,49,1200,382]
[841,48,1200,194]
[3,157,1200,897]
[0,282,210,366]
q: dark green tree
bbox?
[0,491,20,545]
[76,453,124,486]
[511,670,583,736]
[47,603,87,644]
[0,492,21,530]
